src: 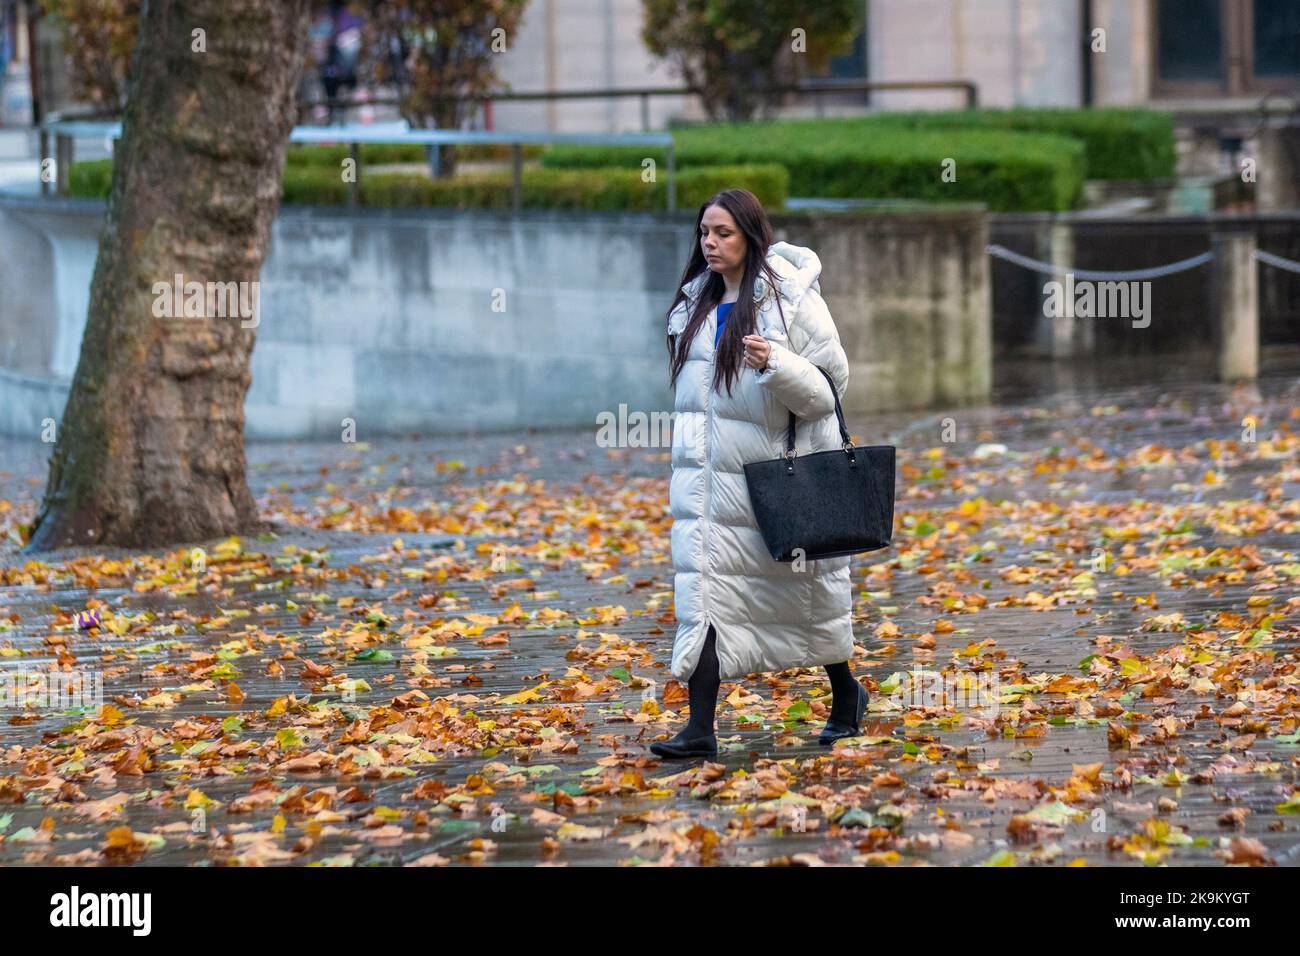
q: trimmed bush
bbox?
[285,143,427,166]
[542,119,1084,212]
[450,142,548,163]
[868,108,1175,180]
[283,142,548,167]
[65,157,372,202]
[675,164,788,210]
[361,163,789,210]
[64,109,1170,212]
[68,157,114,198]
[279,165,352,204]
[67,159,788,210]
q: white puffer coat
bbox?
[667,240,855,683]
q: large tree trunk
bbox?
[27,0,312,551]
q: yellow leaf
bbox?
[556,822,606,841]
[186,789,217,810]
[499,681,551,705]
[213,536,242,560]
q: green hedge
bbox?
[283,142,548,166]
[66,157,361,201]
[285,143,426,166]
[66,158,788,211]
[362,163,788,210]
[447,142,549,163]
[542,119,1085,212]
[280,165,352,204]
[867,108,1175,180]
[64,110,1170,213]
[69,157,114,197]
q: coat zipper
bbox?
[700,302,716,638]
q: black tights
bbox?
[682,624,722,738]
[823,659,862,725]
[681,622,857,736]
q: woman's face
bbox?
[700,205,747,277]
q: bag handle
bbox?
[785,365,852,457]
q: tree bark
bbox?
[26,0,312,551]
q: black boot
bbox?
[819,663,868,745]
[650,624,720,759]
[648,730,717,759]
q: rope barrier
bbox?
[988,244,1300,279]
[1255,249,1300,275]
[985,244,1214,281]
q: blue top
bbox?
[715,300,735,347]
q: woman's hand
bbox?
[742,334,771,371]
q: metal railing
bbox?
[38,118,678,210]
[303,78,981,130]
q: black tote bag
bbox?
[743,366,895,562]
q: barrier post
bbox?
[511,143,523,210]
[1211,230,1258,382]
[347,142,359,207]
[39,128,49,197]
[666,143,676,212]
[55,133,70,197]
[1039,219,1085,358]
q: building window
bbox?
[824,28,867,80]
[1156,0,1223,84]
[1252,0,1300,78]
[1153,0,1300,96]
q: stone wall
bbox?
[770,208,990,411]
[0,196,992,439]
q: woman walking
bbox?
[652,187,866,759]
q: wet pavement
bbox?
[0,364,1298,867]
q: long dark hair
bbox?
[666,188,788,396]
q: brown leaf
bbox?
[1223,837,1272,866]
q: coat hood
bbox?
[678,240,822,310]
